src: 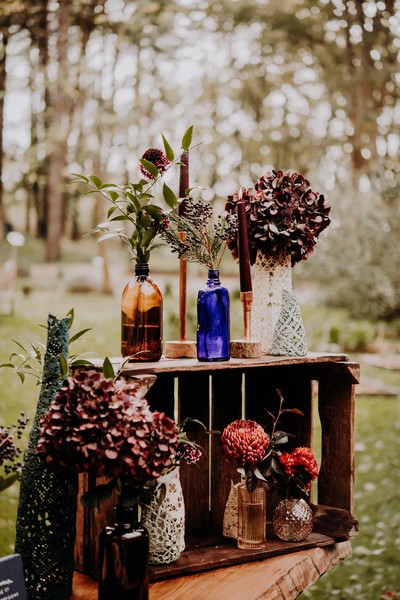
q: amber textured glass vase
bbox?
[237,482,267,550]
[121,263,163,362]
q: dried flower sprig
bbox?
[225,170,331,266]
[0,412,30,492]
[161,197,237,270]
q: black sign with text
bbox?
[0,554,27,600]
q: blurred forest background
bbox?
[0,0,399,323]
[1,1,400,599]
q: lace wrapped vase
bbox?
[252,250,307,356]
[142,467,185,565]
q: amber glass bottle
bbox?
[98,505,149,600]
[121,263,163,361]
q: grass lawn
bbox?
[1,263,400,598]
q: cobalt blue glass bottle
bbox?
[197,269,230,361]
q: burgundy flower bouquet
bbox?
[36,370,201,507]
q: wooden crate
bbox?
[74,352,359,580]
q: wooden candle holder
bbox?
[230,291,261,358]
[165,340,197,359]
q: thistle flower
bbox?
[140,148,170,179]
[71,126,193,265]
[221,419,270,466]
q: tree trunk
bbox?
[0,33,7,239]
[29,0,50,239]
[45,0,70,261]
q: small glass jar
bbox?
[272,498,314,542]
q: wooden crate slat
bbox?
[115,352,350,377]
[178,372,211,536]
[149,529,336,581]
[317,366,355,512]
[74,473,88,572]
[210,370,243,532]
[244,366,313,448]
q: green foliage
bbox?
[70,127,194,265]
[0,308,98,383]
[307,174,400,322]
[2,1,400,322]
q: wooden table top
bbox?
[71,541,351,600]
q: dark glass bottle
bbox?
[98,505,149,600]
[197,269,230,361]
[121,263,163,361]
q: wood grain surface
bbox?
[71,541,352,600]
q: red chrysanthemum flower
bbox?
[279,446,319,491]
[221,419,270,466]
[140,148,170,179]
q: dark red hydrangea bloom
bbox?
[36,370,180,483]
[221,419,270,466]
[140,148,170,179]
[225,170,331,266]
[279,446,319,491]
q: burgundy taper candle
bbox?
[179,151,189,217]
[237,200,252,293]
